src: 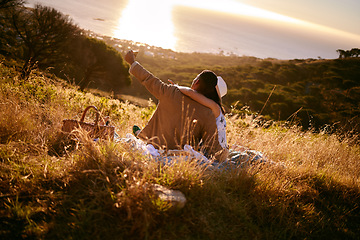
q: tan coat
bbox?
[130,62,228,161]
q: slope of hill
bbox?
[1,60,360,239]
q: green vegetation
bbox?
[1,56,360,240]
[0,2,130,89]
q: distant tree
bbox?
[66,36,131,91]
[337,49,346,58]
[350,48,360,57]
[337,48,360,58]
[0,0,23,9]
[7,4,80,79]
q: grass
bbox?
[1,61,360,239]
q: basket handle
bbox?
[80,106,100,125]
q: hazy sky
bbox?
[238,0,360,36]
[26,0,359,59]
[168,0,360,43]
[27,0,360,37]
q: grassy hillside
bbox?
[1,60,360,239]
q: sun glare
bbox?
[113,0,176,49]
[113,0,303,49]
[177,0,302,24]
[114,0,360,50]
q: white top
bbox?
[216,112,228,149]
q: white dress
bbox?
[216,112,228,149]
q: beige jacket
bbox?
[129,62,228,162]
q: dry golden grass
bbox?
[1,63,360,239]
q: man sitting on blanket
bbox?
[124,50,228,162]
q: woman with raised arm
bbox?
[169,70,228,150]
[125,50,228,162]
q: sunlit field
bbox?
[1,58,359,239]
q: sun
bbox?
[113,0,176,49]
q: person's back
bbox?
[138,86,216,150]
[128,59,226,161]
[174,85,228,150]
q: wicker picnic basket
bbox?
[61,106,115,140]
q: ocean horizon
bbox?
[26,0,359,60]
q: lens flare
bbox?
[113,0,176,49]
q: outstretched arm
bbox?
[177,85,220,118]
[125,50,177,100]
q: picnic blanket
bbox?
[119,134,270,169]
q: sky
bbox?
[26,0,360,38]
[237,0,360,36]
[114,0,360,56]
[173,0,360,39]
[26,0,360,59]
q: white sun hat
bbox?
[216,76,227,98]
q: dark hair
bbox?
[196,70,225,113]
